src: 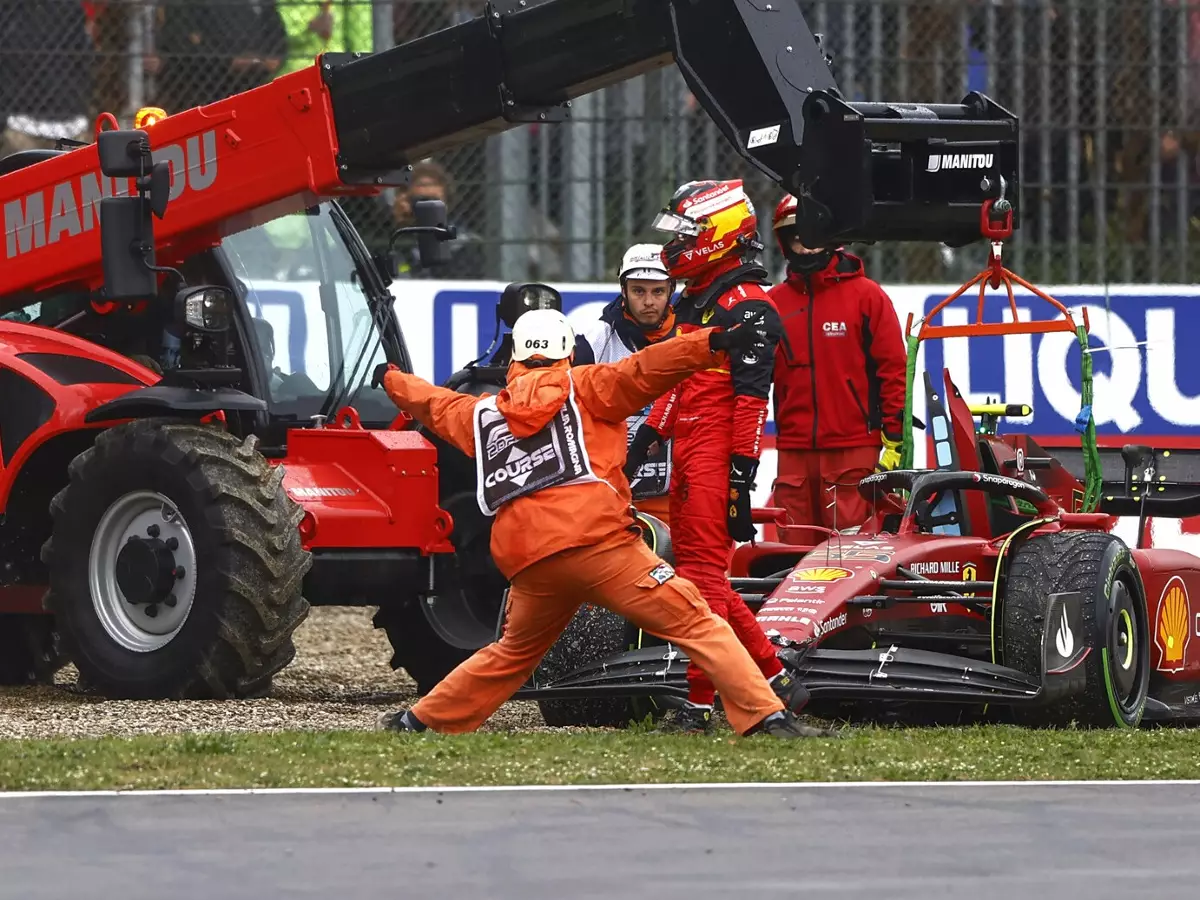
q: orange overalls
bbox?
[382,330,785,735]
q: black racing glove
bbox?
[371,362,399,390]
[708,319,767,358]
[623,424,663,481]
[705,319,763,357]
[727,454,758,543]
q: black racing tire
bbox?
[371,603,473,696]
[1002,531,1150,729]
[41,421,312,700]
[372,488,506,694]
[535,513,674,728]
[0,614,63,685]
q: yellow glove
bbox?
[877,431,903,472]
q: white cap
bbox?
[511,308,576,362]
[619,243,671,282]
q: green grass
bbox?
[3,725,1200,792]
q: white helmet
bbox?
[511,308,576,362]
[619,243,671,282]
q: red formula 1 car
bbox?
[525,249,1200,729]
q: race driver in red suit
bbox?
[624,179,808,734]
[768,194,908,536]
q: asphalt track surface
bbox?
[2,781,1199,898]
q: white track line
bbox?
[2,779,1200,800]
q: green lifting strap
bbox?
[900,331,920,472]
[1077,324,1103,513]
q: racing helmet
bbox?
[511,308,576,363]
[772,194,798,254]
[651,179,762,280]
[773,192,835,273]
[498,282,563,330]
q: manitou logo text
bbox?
[926,153,994,173]
[289,486,355,499]
[4,130,218,259]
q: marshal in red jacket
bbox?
[768,251,907,451]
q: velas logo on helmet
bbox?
[682,240,727,262]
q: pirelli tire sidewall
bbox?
[1002,531,1149,729]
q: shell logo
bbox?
[790,567,853,583]
[1155,577,1191,673]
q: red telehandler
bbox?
[0,0,1019,700]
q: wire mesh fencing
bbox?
[2,0,1197,285]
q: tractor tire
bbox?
[1002,531,1150,728]
[0,614,63,685]
[41,420,312,700]
[535,514,673,728]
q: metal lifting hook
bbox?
[980,175,1013,288]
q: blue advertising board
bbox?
[920,290,1200,438]
[234,280,1200,446]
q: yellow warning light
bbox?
[134,106,167,129]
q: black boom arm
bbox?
[323,0,1019,248]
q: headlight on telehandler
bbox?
[175,285,233,333]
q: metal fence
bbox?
[3,0,1198,285]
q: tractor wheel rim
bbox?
[1109,580,1139,703]
[88,490,199,653]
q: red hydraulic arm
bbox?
[0,66,361,300]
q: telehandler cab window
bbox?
[220,203,395,424]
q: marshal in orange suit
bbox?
[373,305,824,739]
